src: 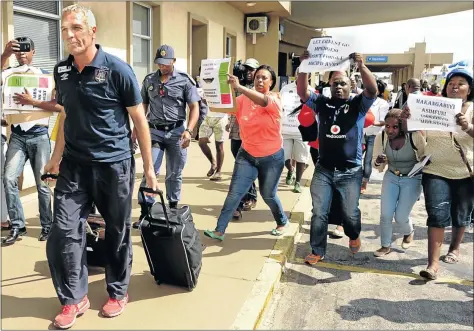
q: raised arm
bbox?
[353,53,377,98]
[296,50,311,103]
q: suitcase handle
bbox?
[41,173,59,181]
[138,187,171,230]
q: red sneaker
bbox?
[53,296,90,329]
[349,237,361,254]
[101,294,129,318]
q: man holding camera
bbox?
[1,37,57,245]
[226,58,259,219]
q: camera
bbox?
[15,37,31,52]
[233,60,247,85]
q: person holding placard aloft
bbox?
[297,50,378,265]
[401,65,474,280]
[204,65,288,241]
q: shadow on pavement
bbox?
[335,298,473,327]
[1,269,186,321]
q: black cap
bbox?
[15,36,35,50]
[154,45,175,65]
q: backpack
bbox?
[381,131,418,152]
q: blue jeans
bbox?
[215,148,287,234]
[1,135,8,222]
[230,139,258,210]
[363,134,376,181]
[310,164,363,256]
[3,132,52,230]
[422,173,474,228]
[139,125,187,204]
[380,171,422,247]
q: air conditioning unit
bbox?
[246,16,268,34]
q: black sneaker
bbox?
[2,227,27,245]
[169,202,178,209]
[38,229,50,241]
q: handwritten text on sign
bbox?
[299,37,355,73]
[406,94,462,132]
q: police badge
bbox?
[160,50,166,56]
[148,84,154,91]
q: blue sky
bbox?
[325,10,473,64]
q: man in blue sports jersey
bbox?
[296,51,377,265]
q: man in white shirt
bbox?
[361,95,389,193]
[280,70,312,193]
[197,87,227,181]
[1,37,60,245]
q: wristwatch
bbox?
[185,128,193,135]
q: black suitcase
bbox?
[138,187,202,291]
[41,174,107,268]
[85,209,107,268]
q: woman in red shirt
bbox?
[204,65,288,241]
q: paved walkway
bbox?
[260,170,474,330]
[1,139,311,330]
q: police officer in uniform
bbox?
[43,5,158,328]
[134,45,200,218]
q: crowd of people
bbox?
[0,4,473,329]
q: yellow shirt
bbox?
[423,103,473,179]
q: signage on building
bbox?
[366,56,388,63]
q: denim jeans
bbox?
[216,148,287,234]
[380,171,422,247]
[230,139,258,210]
[422,173,474,228]
[4,132,52,230]
[310,164,363,256]
[363,134,376,181]
[1,135,8,222]
[139,125,187,204]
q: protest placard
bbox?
[2,72,54,114]
[406,94,462,132]
[299,36,355,73]
[200,58,237,113]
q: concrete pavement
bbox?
[1,139,313,330]
[259,170,474,330]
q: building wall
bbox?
[79,2,128,61]
[3,1,248,190]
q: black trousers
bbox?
[310,147,343,226]
[46,157,135,305]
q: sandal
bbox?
[207,166,217,177]
[419,268,438,280]
[401,230,414,249]
[304,253,324,265]
[271,223,289,236]
[210,173,222,181]
[232,210,242,220]
[442,251,459,264]
[203,230,225,241]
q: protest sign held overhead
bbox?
[406,94,462,132]
[299,36,355,73]
[200,58,236,113]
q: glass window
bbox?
[132,3,151,85]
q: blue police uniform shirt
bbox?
[141,69,200,125]
[54,45,142,162]
[305,90,375,169]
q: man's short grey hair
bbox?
[62,4,97,31]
